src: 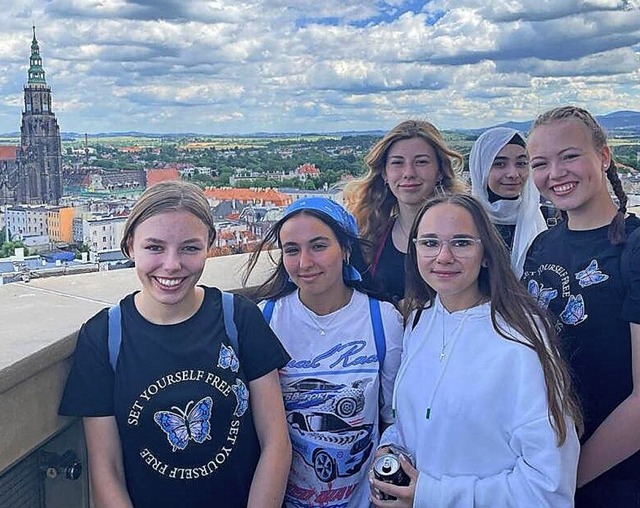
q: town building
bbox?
[82,216,127,252]
[47,206,74,244]
[0,147,19,206]
[5,206,28,239]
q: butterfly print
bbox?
[154,397,213,452]
[560,294,588,326]
[575,259,609,288]
[527,279,558,309]
[218,343,239,373]
[232,379,249,417]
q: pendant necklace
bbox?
[395,216,412,243]
[299,292,350,336]
[302,305,344,335]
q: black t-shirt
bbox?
[522,215,640,481]
[59,286,290,508]
[494,223,516,252]
[374,229,406,305]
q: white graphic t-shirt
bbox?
[262,290,403,508]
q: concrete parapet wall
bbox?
[0,251,274,474]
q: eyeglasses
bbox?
[412,236,482,258]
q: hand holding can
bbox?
[372,446,413,501]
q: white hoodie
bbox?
[381,297,579,507]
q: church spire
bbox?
[27,25,47,87]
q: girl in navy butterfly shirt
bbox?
[523,106,640,507]
[60,181,291,508]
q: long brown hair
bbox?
[530,106,628,245]
[404,194,583,444]
[345,120,466,262]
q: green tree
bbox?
[1,241,29,258]
[74,242,90,259]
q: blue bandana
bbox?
[283,197,359,236]
[282,197,362,282]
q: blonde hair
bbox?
[531,106,627,245]
[345,120,466,262]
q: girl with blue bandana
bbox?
[244,197,403,508]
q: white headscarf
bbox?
[469,127,546,278]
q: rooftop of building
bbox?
[146,167,180,186]
[203,187,292,206]
[0,146,18,160]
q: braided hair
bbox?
[531,106,627,245]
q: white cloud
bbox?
[0,0,638,133]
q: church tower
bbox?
[16,26,63,204]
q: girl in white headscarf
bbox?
[469,127,547,278]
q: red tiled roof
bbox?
[203,187,292,207]
[0,146,18,160]
[297,163,320,175]
[146,168,180,186]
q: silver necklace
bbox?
[440,297,485,361]
[395,216,412,241]
[301,304,344,335]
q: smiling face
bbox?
[383,137,440,207]
[487,143,529,198]
[415,203,484,311]
[527,118,611,217]
[129,210,209,315]
[280,213,348,304]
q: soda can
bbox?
[373,453,410,500]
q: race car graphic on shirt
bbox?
[282,377,370,418]
[287,410,373,483]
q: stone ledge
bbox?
[0,251,274,474]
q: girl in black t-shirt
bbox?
[523,106,640,507]
[345,120,466,304]
[60,181,291,508]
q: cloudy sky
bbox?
[0,0,639,135]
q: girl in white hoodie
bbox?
[370,194,582,508]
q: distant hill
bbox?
[1,111,639,139]
[463,110,640,137]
